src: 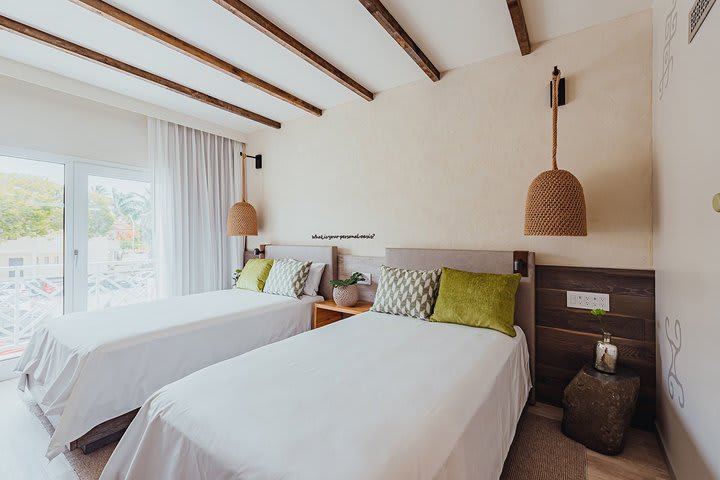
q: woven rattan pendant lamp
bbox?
[227,146,258,236]
[524,67,587,236]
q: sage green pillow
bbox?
[429,267,521,337]
[235,259,274,292]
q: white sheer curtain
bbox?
[149,119,244,297]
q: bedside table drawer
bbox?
[314,309,344,329]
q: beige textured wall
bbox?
[652,0,720,478]
[247,11,653,268]
[0,74,148,167]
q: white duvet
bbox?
[15,289,321,459]
[101,311,531,480]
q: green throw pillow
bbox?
[429,267,521,337]
[235,259,274,292]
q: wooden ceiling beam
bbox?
[212,0,374,101]
[506,0,531,55]
[358,0,440,82]
[71,0,321,116]
[0,15,281,128]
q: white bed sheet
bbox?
[101,311,531,480]
[15,289,321,459]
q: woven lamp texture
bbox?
[524,169,587,236]
[227,201,257,236]
[524,66,587,237]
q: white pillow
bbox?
[303,263,327,296]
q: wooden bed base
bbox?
[69,409,139,454]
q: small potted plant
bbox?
[232,268,242,286]
[330,272,366,307]
[592,308,618,374]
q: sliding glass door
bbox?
[0,155,65,361]
[75,165,154,312]
[0,153,153,362]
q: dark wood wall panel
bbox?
[535,265,655,430]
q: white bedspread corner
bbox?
[15,289,320,459]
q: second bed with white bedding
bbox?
[16,289,321,459]
[101,311,532,480]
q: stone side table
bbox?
[562,364,640,455]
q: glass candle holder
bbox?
[595,331,618,374]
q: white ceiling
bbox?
[0,0,651,134]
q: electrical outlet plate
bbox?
[357,272,372,285]
[566,291,610,311]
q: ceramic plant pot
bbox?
[333,285,359,307]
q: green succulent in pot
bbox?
[330,272,365,307]
[232,268,243,285]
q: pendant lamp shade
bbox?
[227,147,258,236]
[524,169,586,236]
[524,67,587,236]
[227,201,258,236]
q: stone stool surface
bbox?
[562,363,640,455]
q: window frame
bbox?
[0,145,151,315]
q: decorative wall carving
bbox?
[659,0,678,99]
[665,316,685,408]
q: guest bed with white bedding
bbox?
[101,248,536,480]
[15,245,337,459]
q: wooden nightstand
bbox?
[312,300,372,329]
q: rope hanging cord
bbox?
[241,144,247,202]
[523,66,586,237]
[551,68,560,171]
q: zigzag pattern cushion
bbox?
[371,265,441,319]
[263,258,312,298]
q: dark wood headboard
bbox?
[535,265,655,430]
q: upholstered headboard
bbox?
[385,248,536,403]
[264,245,338,300]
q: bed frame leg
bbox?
[80,429,127,454]
[70,408,140,454]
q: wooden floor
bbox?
[529,403,672,480]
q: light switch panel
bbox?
[357,272,372,285]
[566,291,610,311]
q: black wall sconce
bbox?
[549,66,566,107]
[253,244,266,259]
[246,153,262,169]
[513,251,529,277]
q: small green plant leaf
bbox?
[232,268,243,284]
[329,272,366,288]
[590,308,608,334]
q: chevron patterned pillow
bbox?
[263,258,312,298]
[371,265,442,319]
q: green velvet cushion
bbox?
[429,267,521,337]
[235,259,274,292]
